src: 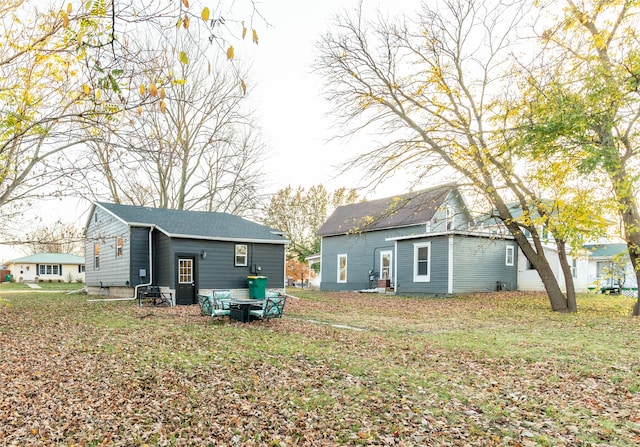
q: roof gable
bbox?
[94,202,288,244]
[317,185,459,237]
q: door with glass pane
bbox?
[380,250,393,281]
[176,256,196,305]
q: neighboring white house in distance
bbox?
[583,242,639,294]
[5,253,85,283]
[515,245,590,294]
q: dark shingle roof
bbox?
[96,202,288,244]
[317,186,455,237]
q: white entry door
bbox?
[380,250,392,282]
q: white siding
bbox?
[8,262,85,283]
[517,247,590,293]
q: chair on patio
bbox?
[197,294,230,318]
[213,290,232,309]
[249,294,286,321]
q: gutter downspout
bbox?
[393,240,398,293]
[135,226,154,306]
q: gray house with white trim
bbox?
[84,202,288,304]
[317,186,518,295]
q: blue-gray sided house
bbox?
[316,186,518,295]
[84,202,288,304]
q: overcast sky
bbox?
[248,0,384,194]
[1,0,421,261]
[246,0,420,196]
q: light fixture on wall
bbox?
[201,250,207,259]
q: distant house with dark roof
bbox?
[84,202,288,304]
[316,185,518,295]
[6,253,85,283]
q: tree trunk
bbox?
[623,205,640,316]
[529,252,571,312]
[556,240,577,312]
[631,251,640,316]
[607,165,640,316]
[491,196,571,313]
[508,225,570,312]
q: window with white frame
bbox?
[571,258,577,278]
[116,236,123,257]
[446,206,455,230]
[413,242,431,282]
[178,258,193,284]
[380,250,392,280]
[38,264,61,276]
[235,244,248,266]
[94,243,100,269]
[337,254,347,283]
[505,246,515,266]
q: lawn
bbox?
[1,290,639,446]
[0,281,85,291]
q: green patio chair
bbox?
[211,293,231,317]
[197,294,213,316]
[213,290,232,309]
[198,294,230,318]
[249,295,286,321]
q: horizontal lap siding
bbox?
[452,237,518,293]
[160,239,285,290]
[249,243,285,288]
[320,225,423,291]
[130,227,151,286]
[396,237,450,295]
[153,232,172,288]
[85,208,131,287]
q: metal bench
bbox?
[138,286,173,307]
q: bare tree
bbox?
[23,221,83,255]
[78,40,268,216]
[315,0,592,312]
[262,185,360,262]
[0,0,267,244]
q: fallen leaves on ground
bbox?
[0,291,639,446]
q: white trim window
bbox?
[505,246,515,266]
[413,242,431,282]
[446,206,455,231]
[571,258,577,278]
[235,244,248,266]
[94,243,100,270]
[380,250,392,280]
[178,258,193,284]
[38,264,61,276]
[116,236,123,257]
[337,254,347,283]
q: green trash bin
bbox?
[5,274,12,283]
[247,275,268,299]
